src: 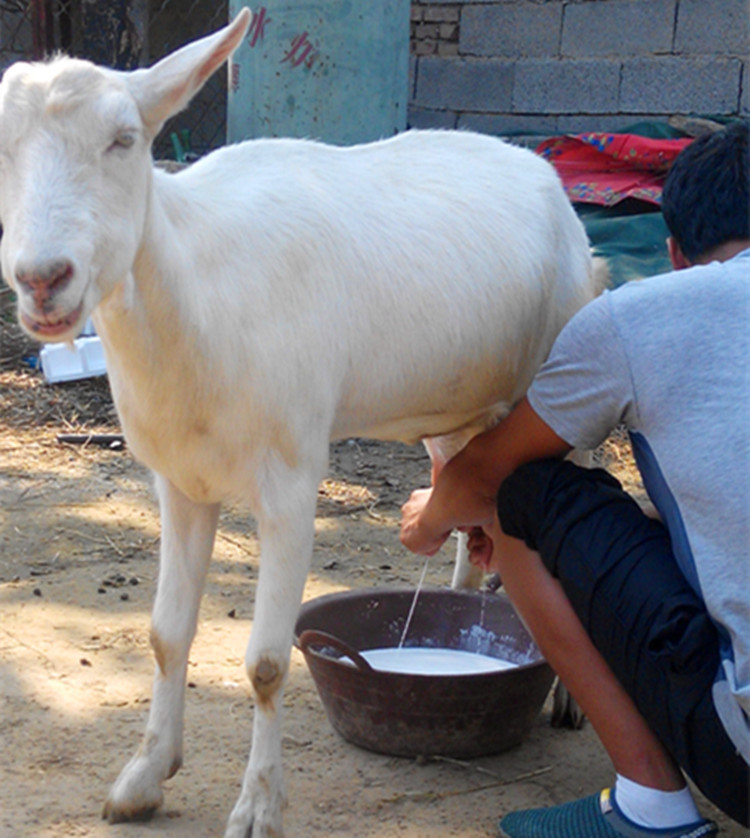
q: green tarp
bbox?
[578,203,672,289]
[532,120,732,288]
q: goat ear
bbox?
[127,8,251,137]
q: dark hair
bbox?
[661,120,749,262]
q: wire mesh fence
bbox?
[0,0,229,158]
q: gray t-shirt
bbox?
[527,248,750,761]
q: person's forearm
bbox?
[400,397,573,555]
[399,437,501,556]
[423,432,503,533]
[434,397,571,523]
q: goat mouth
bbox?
[21,302,85,340]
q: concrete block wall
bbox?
[409,0,750,136]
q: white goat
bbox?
[0,10,601,837]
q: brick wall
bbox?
[409,0,750,137]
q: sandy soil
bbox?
[0,322,745,836]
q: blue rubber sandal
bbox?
[498,789,718,838]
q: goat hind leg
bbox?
[451,530,485,590]
[421,435,483,591]
[104,475,220,823]
[423,423,508,593]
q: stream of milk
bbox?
[397,555,430,648]
[378,557,518,674]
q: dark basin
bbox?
[294,586,555,758]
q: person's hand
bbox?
[463,525,494,572]
[400,488,453,556]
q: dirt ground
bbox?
[0,298,745,837]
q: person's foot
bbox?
[498,789,718,837]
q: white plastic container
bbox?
[40,325,107,383]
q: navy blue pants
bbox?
[496,459,749,826]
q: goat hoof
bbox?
[102,797,161,824]
[103,756,165,824]
[224,763,287,838]
[550,679,586,729]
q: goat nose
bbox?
[15,259,74,306]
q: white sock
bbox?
[614,774,702,829]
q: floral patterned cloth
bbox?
[536,133,693,207]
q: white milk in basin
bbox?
[359,647,518,676]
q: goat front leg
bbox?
[104,474,220,823]
[224,471,319,838]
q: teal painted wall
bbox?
[228,1,411,145]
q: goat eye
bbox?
[107,131,136,153]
